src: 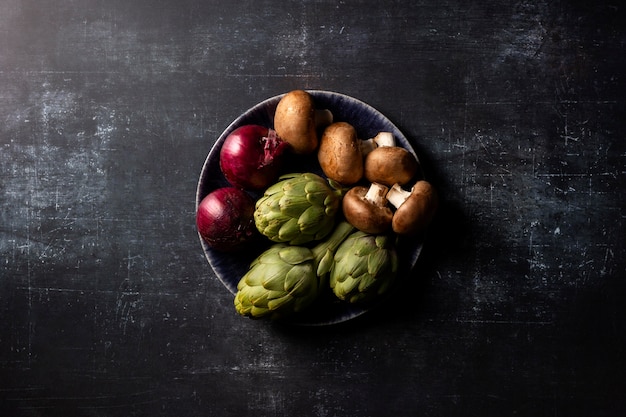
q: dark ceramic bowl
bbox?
[196,90,424,326]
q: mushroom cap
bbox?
[318,122,363,185]
[364,146,419,186]
[343,186,393,234]
[274,90,318,154]
[391,181,438,235]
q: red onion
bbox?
[219,124,290,190]
[196,187,259,252]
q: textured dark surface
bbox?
[1,1,625,416]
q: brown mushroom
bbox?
[359,131,396,156]
[386,181,438,235]
[342,183,393,234]
[364,145,419,186]
[274,90,332,154]
[318,122,364,185]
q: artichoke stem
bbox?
[327,178,349,198]
[311,221,355,264]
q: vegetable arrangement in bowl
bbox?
[196,90,437,325]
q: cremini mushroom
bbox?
[359,131,396,156]
[364,145,419,187]
[274,90,332,155]
[342,183,393,234]
[386,181,438,235]
[318,122,363,185]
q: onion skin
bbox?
[219,124,290,190]
[196,187,259,252]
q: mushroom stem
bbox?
[372,132,395,147]
[359,132,396,157]
[386,183,412,208]
[363,182,389,206]
[342,185,394,234]
[314,109,334,129]
[360,138,377,156]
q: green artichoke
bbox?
[330,231,399,304]
[254,172,343,245]
[234,221,355,319]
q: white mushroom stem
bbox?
[359,131,396,156]
[314,109,334,129]
[386,183,412,209]
[363,182,389,207]
[372,131,395,147]
[360,139,377,156]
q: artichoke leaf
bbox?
[367,249,392,276]
[289,232,316,246]
[353,235,377,256]
[254,245,284,263]
[306,189,332,206]
[263,180,288,197]
[260,220,285,239]
[278,246,314,265]
[350,257,370,278]
[335,276,360,299]
[298,206,326,232]
[283,178,307,195]
[258,206,291,222]
[324,204,339,216]
[250,289,270,307]
[250,305,270,317]
[357,273,377,292]
[240,280,266,298]
[375,235,390,248]
[267,294,294,312]
[234,297,251,315]
[278,195,311,217]
[303,178,329,193]
[290,277,317,300]
[348,294,363,304]
[261,264,293,291]
[284,264,316,296]
[316,249,334,278]
[335,246,368,277]
[277,218,301,242]
[267,289,289,302]
[323,193,340,208]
